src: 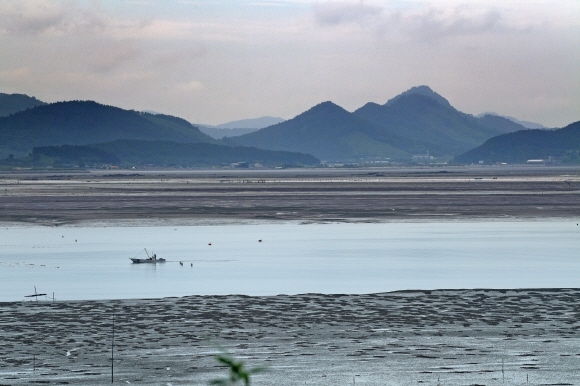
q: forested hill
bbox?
[0,101,217,158]
[25,141,320,168]
[0,93,46,117]
[92,140,319,167]
[453,121,580,164]
[229,101,413,161]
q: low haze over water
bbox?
[0,221,578,302]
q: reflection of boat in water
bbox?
[131,248,166,264]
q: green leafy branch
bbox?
[210,351,267,386]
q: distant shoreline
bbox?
[0,215,576,229]
[3,287,578,305]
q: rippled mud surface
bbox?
[1,289,579,385]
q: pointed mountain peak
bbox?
[302,101,349,116]
[360,102,381,109]
[353,101,382,115]
[385,85,451,108]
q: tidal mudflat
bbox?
[0,165,579,225]
[1,289,579,385]
[1,167,579,385]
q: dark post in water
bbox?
[111,310,115,383]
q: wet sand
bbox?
[0,165,579,225]
[1,289,579,385]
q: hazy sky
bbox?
[0,0,578,127]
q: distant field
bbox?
[0,165,579,225]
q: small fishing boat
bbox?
[131,248,166,264]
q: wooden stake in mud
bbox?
[502,358,504,382]
[111,310,115,383]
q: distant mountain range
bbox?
[230,86,526,161]
[476,112,547,129]
[198,116,285,139]
[215,116,285,129]
[453,120,580,164]
[1,87,574,167]
[0,93,46,117]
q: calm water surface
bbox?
[0,221,578,301]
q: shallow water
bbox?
[0,221,578,301]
